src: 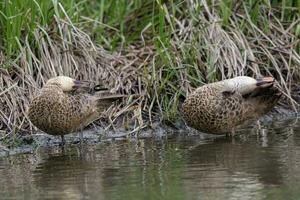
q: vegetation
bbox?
[0,0,299,141]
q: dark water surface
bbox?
[0,118,300,200]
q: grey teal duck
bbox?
[28,76,124,144]
[182,76,282,135]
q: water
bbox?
[0,118,300,200]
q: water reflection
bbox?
[0,118,300,200]
[33,148,103,200]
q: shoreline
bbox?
[0,107,298,157]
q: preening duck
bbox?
[28,76,124,144]
[182,76,282,135]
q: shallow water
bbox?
[0,118,300,200]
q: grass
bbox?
[0,0,299,140]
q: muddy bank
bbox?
[0,123,177,157]
[0,105,298,157]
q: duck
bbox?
[28,76,124,144]
[182,76,282,135]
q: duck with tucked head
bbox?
[28,76,124,144]
[182,76,282,135]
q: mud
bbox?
[0,107,298,157]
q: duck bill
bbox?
[73,81,109,94]
[73,80,92,90]
[256,77,275,87]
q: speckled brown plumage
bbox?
[182,76,282,135]
[28,76,123,141]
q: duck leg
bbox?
[79,129,84,143]
[61,135,66,145]
[227,129,236,137]
[256,120,261,131]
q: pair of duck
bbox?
[28,75,281,144]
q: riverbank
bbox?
[0,106,298,157]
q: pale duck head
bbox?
[46,76,82,92]
[223,76,274,95]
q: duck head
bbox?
[223,76,275,95]
[46,76,91,92]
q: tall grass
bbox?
[0,0,299,141]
